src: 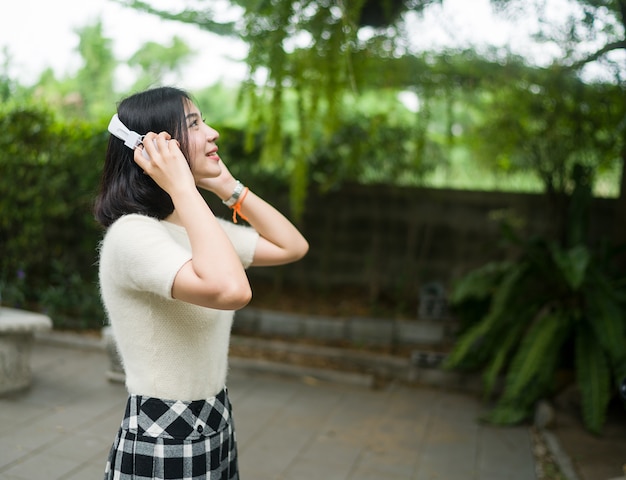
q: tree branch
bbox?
[113,0,238,37]
[566,40,626,70]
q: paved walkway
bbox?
[0,342,536,480]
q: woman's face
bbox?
[184,101,222,181]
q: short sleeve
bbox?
[217,218,259,268]
[100,214,192,298]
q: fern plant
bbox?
[444,168,626,434]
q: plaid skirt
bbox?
[104,388,239,480]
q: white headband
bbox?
[107,114,144,150]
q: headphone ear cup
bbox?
[141,139,169,160]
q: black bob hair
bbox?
[94,87,193,228]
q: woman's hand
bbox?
[194,159,239,202]
[134,132,195,196]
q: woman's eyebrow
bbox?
[185,112,201,122]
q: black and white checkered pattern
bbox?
[104,388,239,480]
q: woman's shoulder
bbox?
[108,213,165,232]
[111,213,161,227]
[104,214,166,243]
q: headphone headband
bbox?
[107,114,144,150]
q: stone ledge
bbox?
[234,307,451,347]
[229,335,483,393]
[0,307,52,332]
[0,307,52,396]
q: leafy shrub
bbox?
[444,166,626,434]
[0,104,108,328]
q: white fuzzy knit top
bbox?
[98,213,258,401]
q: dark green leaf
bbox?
[551,244,590,291]
[576,328,611,434]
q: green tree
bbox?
[114,1,621,200]
[28,19,194,120]
[489,0,626,241]
[0,47,13,102]
[128,36,194,91]
[74,20,118,118]
[491,0,626,71]
[115,0,444,215]
[466,66,624,239]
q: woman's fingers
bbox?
[133,146,147,168]
[133,132,173,168]
[133,132,193,194]
[141,132,171,160]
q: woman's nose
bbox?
[206,126,219,142]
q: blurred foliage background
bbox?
[1,0,625,431]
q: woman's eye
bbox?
[188,115,205,129]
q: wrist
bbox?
[224,181,250,224]
[222,180,246,207]
[217,178,239,202]
[170,186,204,206]
[195,176,237,198]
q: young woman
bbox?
[95,86,308,480]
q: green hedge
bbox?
[0,105,108,328]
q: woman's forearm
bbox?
[170,188,251,309]
[197,166,308,267]
[234,189,309,266]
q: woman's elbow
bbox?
[219,280,252,310]
[293,239,309,261]
[285,235,309,263]
[252,237,309,267]
[236,285,253,309]
[279,239,309,265]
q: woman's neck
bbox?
[165,210,183,226]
